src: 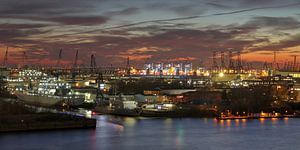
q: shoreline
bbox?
[216,115,299,120]
[0,98,96,132]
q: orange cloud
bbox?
[167,57,197,62]
[121,47,171,55]
[120,55,152,61]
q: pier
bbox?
[0,99,96,132]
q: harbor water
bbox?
[1,115,300,150]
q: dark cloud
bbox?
[1,16,108,26]
[0,23,47,29]
[249,33,300,51]
[0,0,109,27]
[0,0,96,16]
[104,7,139,17]
[92,28,267,65]
[90,2,300,31]
[238,0,275,5]
[244,16,300,30]
[168,4,205,16]
[44,16,108,26]
[143,1,207,16]
[0,28,49,43]
[0,30,27,42]
[3,27,258,66]
[237,0,298,7]
[205,2,232,9]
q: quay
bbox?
[0,99,96,132]
[0,114,96,132]
[216,115,298,120]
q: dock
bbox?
[0,114,96,132]
[0,99,96,132]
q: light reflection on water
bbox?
[1,116,300,150]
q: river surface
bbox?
[1,115,300,150]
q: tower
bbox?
[126,57,131,75]
[212,51,218,70]
[228,50,234,70]
[3,47,8,67]
[73,50,78,68]
[22,51,27,67]
[273,50,277,70]
[90,54,97,72]
[220,51,225,70]
[56,49,62,68]
[72,50,79,81]
[291,55,298,71]
[236,51,242,71]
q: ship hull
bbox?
[15,92,63,107]
[140,105,217,118]
[15,92,85,107]
[93,105,140,117]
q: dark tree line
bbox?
[220,85,292,114]
[0,76,10,97]
[116,78,191,94]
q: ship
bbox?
[139,103,217,117]
[15,74,85,107]
[93,94,141,117]
[139,103,180,117]
[15,92,85,107]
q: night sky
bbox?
[0,0,300,67]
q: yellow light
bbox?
[218,72,224,77]
[84,81,89,86]
[259,118,265,122]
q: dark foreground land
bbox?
[0,99,96,132]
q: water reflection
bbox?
[226,119,231,127]
[271,118,278,126]
[124,117,137,126]
[164,118,173,128]
[284,117,289,125]
[234,119,240,127]
[175,125,184,149]
[259,118,265,126]
[211,117,289,129]
[0,116,298,150]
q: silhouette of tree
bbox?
[0,76,10,97]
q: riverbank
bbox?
[0,98,96,132]
[216,114,300,120]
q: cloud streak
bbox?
[98,2,300,30]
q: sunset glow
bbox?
[0,0,299,67]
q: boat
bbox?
[139,103,182,117]
[93,94,141,117]
[15,74,85,107]
[139,103,217,117]
[15,92,85,107]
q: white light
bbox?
[219,72,224,77]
